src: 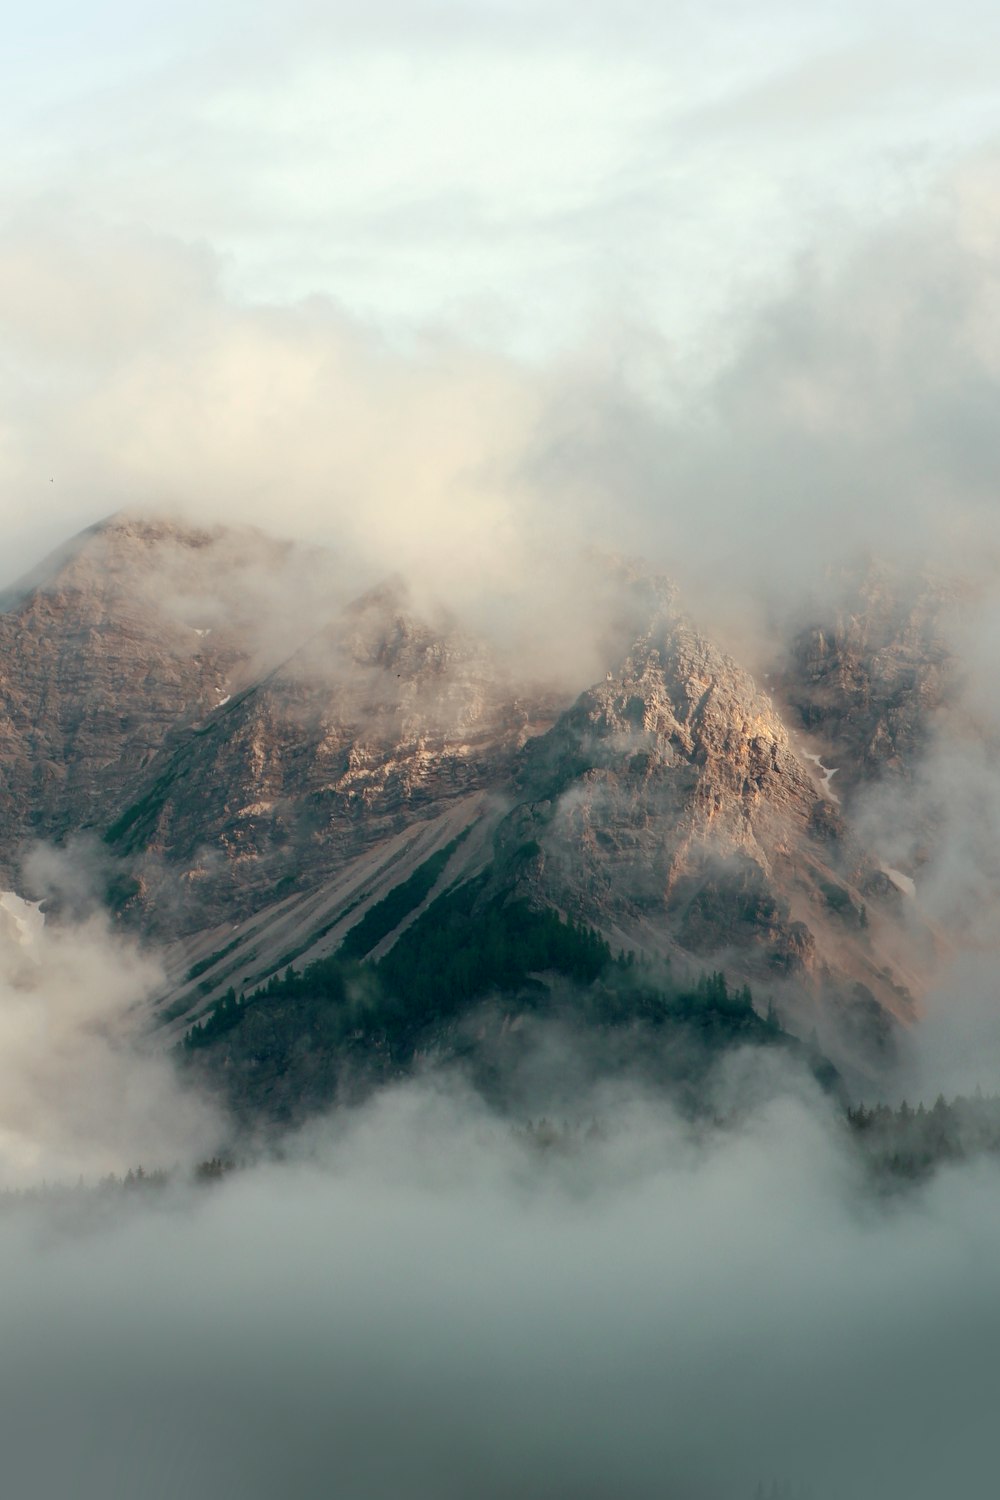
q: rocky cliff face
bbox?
[0,516,259,877]
[775,566,956,804]
[492,616,920,1068]
[0,515,945,1080]
[106,577,553,931]
[0,515,544,917]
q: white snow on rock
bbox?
[882,866,916,899]
[801,750,840,804]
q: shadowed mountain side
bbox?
[177,892,841,1129]
[152,793,496,1040]
[775,564,957,806]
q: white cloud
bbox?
[4,0,999,349]
[0,1075,999,1498]
[0,854,220,1184]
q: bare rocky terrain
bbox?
[774,565,957,805]
[0,514,955,1088]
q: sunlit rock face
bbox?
[499,615,920,1071]
[0,515,942,1076]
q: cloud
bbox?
[0,850,221,1184]
[0,214,664,688]
[7,0,999,354]
[6,143,1000,617]
[0,1070,998,1499]
[0,217,540,591]
[6,148,1000,684]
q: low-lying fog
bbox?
[3,1068,999,1500]
[4,855,995,1500]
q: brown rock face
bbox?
[108,578,553,931]
[775,566,955,803]
[497,617,921,1065]
[0,516,262,875]
[0,516,937,1078]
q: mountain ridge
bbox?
[0,513,947,1098]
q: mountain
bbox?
[103,573,552,933]
[499,616,920,1064]
[0,514,945,1112]
[0,515,281,878]
[775,564,956,805]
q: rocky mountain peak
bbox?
[500,612,920,1074]
[2,512,240,611]
[0,519,944,1087]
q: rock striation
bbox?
[106,576,551,931]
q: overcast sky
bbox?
[7,0,1000,354]
[4,1,1000,584]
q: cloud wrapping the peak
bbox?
[8,151,1000,629]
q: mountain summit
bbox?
[0,516,941,1101]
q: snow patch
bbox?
[237,800,275,819]
[801,750,840,804]
[882,865,916,899]
[216,694,231,708]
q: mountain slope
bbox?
[104,576,553,931]
[148,605,927,1092]
[775,564,956,804]
[0,514,286,876]
[0,515,944,1100]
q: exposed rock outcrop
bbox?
[775,565,956,802]
[493,617,921,1070]
[0,515,944,1082]
[0,516,259,875]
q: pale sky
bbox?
[6,0,1000,354]
[4,0,1000,583]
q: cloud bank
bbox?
[2,1073,1000,1500]
[7,150,1000,622]
[0,857,220,1185]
